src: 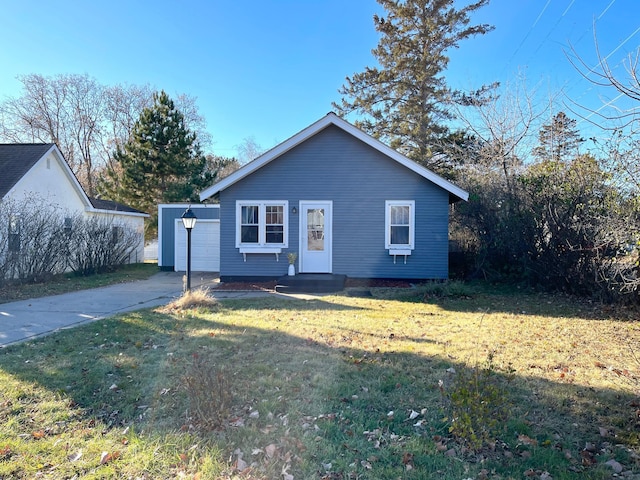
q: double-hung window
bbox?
[385,201,415,251]
[236,201,288,249]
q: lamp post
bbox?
[181,207,197,292]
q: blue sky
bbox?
[1,0,638,157]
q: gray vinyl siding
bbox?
[219,125,450,279]
[159,204,219,269]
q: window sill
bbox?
[239,246,283,262]
[388,248,412,264]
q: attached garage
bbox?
[174,219,220,272]
[158,204,220,272]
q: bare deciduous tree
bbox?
[0,74,212,196]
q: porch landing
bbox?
[275,274,347,294]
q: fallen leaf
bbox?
[264,443,277,459]
[100,451,120,464]
[402,452,414,465]
[605,459,623,473]
[517,434,538,446]
[236,457,248,471]
[67,450,82,462]
[32,430,45,439]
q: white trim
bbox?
[385,200,415,250]
[174,218,221,271]
[47,145,95,210]
[299,200,333,273]
[199,113,468,203]
[89,208,149,218]
[235,200,288,249]
[158,204,219,268]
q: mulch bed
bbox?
[215,281,278,291]
[214,278,415,292]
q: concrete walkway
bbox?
[0,272,273,347]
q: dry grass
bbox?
[156,287,219,313]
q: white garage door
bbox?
[174,219,220,272]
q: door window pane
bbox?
[307,208,324,251]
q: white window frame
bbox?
[385,200,415,252]
[236,200,288,251]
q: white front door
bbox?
[299,201,332,273]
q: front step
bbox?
[275,274,347,294]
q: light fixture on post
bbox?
[181,207,197,292]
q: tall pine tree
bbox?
[533,111,584,163]
[99,90,213,237]
[333,0,493,176]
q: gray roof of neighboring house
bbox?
[89,197,148,215]
[0,143,55,198]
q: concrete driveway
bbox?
[0,272,272,347]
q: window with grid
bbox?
[236,201,288,247]
[385,201,415,249]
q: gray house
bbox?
[199,113,468,282]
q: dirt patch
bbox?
[214,278,415,292]
[215,281,278,292]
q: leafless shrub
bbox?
[66,215,141,276]
[0,197,69,285]
[0,197,142,285]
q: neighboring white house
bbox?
[0,143,148,263]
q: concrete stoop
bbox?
[275,274,347,294]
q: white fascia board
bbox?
[199,115,337,201]
[90,208,150,218]
[198,113,469,203]
[48,145,95,209]
[158,203,219,209]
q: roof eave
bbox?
[199,113,469,202]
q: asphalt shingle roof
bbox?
[88,197,148,215]
[0,143,55,198]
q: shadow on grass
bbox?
[376,281,635,321]
[0,294,638,479]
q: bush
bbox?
[441,352,514,451]
[66,216,141,276]
[0,197,141,285]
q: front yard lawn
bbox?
[0,283,638,479]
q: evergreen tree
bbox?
[533,111,584,162]
[99,90,214,237]
[333,0,494,176]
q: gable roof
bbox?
[0,143,148,217]
[199,112,469,203]
[0,143,56,198]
